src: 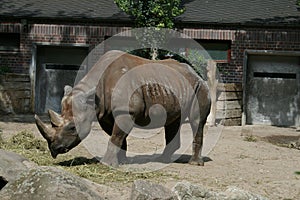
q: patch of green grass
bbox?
[295,171,300,175]
[0,130,176,184]
[243,135,257,142]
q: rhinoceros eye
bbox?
[64,122,76,132]
[69,126,76,131]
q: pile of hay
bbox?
[0,130,176,185]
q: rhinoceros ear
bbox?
[48,109,63,127]
[64,85,73,96]
[76,87,95,102]
[73,87,96,111]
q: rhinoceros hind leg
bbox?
[188,118,205,166]
[118,137,128,164]
[101,140,120,168]
[156,118,181,163]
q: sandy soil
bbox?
[0,117,300,200]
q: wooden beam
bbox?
[217,83,242,92]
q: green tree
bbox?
[114,0,184,28]
[114,0,185,59]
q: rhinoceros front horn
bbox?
[34,114,55,141]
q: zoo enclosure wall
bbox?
[0,22,300,126]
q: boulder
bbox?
[0,149,37,183]
[173,181,268,200]
[131,180,178,200]
[173,181,217,199]
[223,186,268,200]
[0,166,104,200]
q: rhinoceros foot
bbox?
[101,153,119,168]
[101,141,121,168]
[188,157,204,166]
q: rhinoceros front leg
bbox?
[100,120,128,164]
[101,115,132,167]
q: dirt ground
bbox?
[0,116,300,200]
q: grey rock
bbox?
[173,181,268,200]
[0,166,104,200]
[223,186,268,200]
[173,181,217,200]
[0,149,37,182]
[131,179,178,200]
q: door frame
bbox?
[30,43,90,113]
[242,50,300,126]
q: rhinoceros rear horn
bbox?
[34,114,55,141]
[48,109,63,127]
[64,85,73,96]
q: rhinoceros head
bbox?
[35,85,95,158]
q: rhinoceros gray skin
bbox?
[35,50,211,167]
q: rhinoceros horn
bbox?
[34,114,55,141]
[48,109,63,127]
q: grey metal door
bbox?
[245,54,300,127]
[35,46,88,114]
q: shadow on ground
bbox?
[57,154,213,167]
[261,135,300,149]
[57,157,99,166]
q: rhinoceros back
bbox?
[94,52,207,128]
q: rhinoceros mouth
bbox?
[50,150,58,159]
[50,147,70,158]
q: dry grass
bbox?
[243,135,257,142]
[0,130,177,185]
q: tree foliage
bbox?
[114,0,185,60]
[114,0,185,28]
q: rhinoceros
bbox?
[35,50,211,167]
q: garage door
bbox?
[245,53,300,127]
[35,45,88,114]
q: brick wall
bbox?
[0,22,132,113]
[183,27,300,125]
[183,27,300,83]
[0,22,131,73]
[2,22,300,82]
[1,21,300,118]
